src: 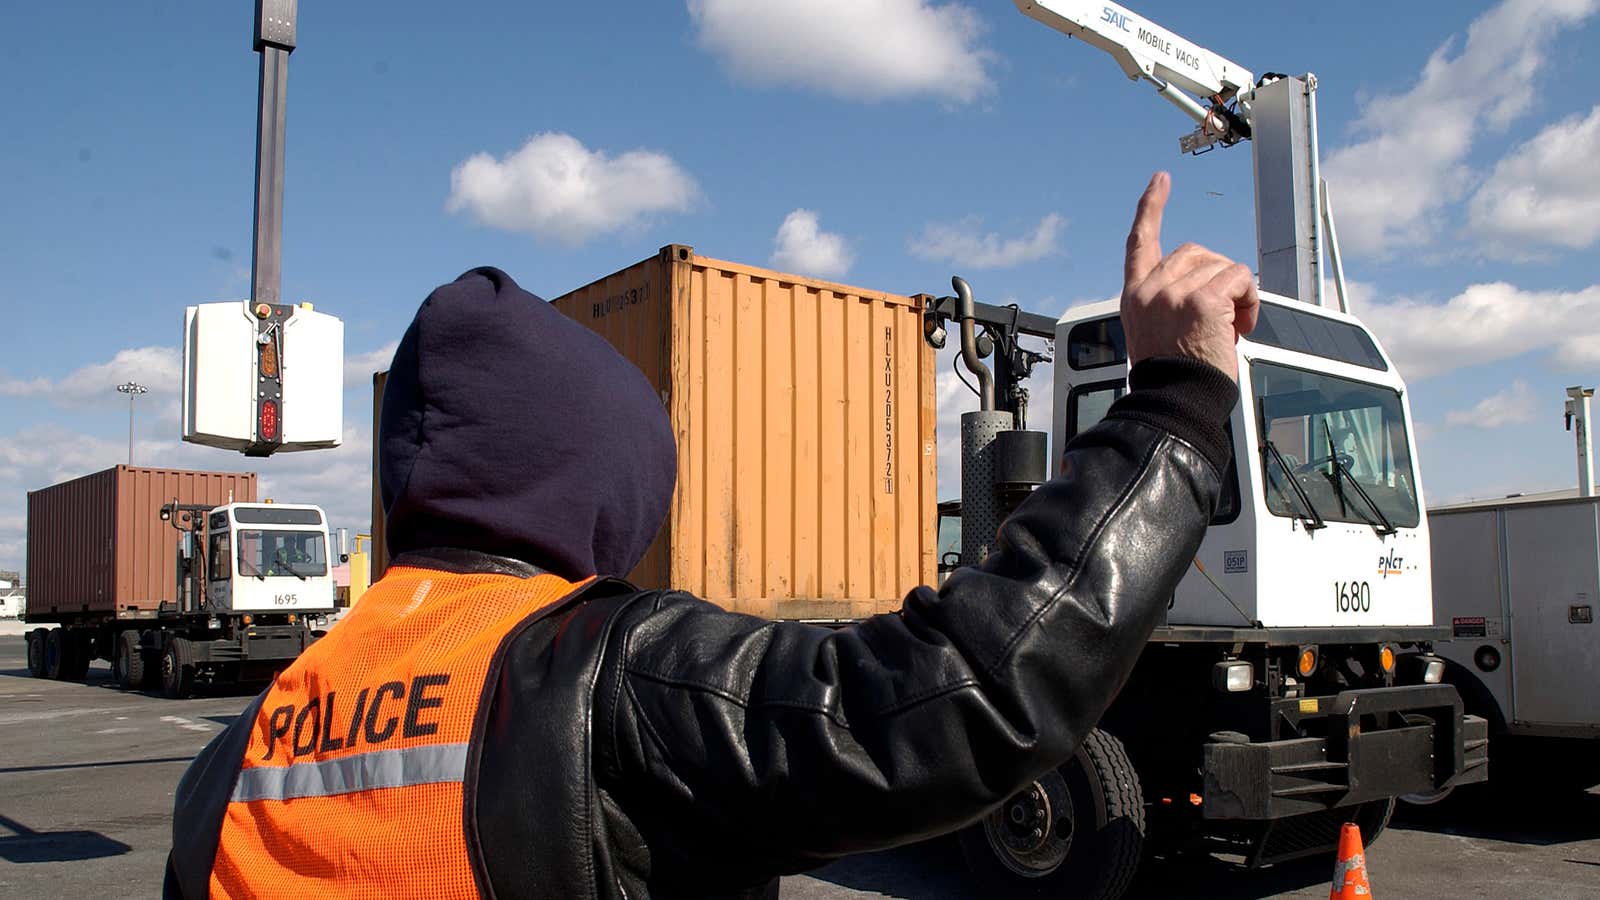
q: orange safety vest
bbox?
[209,563,586,900]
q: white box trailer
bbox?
[1430,489,1600,791]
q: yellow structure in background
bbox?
[346,533,373,607]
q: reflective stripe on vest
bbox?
[229,742,469,802]
[209,566,585,900]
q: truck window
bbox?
[208,532,232,581]
[1066,317,1126,370]
[1067,380,1126,438]
[238,530,329,578]
[1066,380,1240,525]
[936,501,962,577]
[1254,361,1420,528]
[1249,304,1387,371]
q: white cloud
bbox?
[1322,0,1598,256]
[687,0,994,104]
[0,346,180,407]
[770,209,853,279]
[345,342,398,391]
[1444,381,1539,429]
[446,132,699,244]
[1467,105,1600,255]
[909,214,1064,268]
[1360,280,1600,380]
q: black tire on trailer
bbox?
[114,629,146,690]
[26,628,48,678]
[161,636,196,699]
[958,729,1146,900]
[44,627,68,680]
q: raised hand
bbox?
[1120,172,1260,380]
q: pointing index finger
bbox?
[1124,172,1170,287]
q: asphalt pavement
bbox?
[2,630,1597,898]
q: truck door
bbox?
[1506,500,1600,727]
[207,523,233,610]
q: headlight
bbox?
[1423,658,1445,684]
[1212,660,1254,693]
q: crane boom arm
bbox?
[1014,1,1253,102]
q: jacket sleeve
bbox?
[593,359,1237,884]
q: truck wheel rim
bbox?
[983,773,1074,875]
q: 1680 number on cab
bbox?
[1334,581,1371,613]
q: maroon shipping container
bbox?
[26,466,257,620]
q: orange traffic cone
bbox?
[1329,821,1372,898]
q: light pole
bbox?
[116,381,148,465]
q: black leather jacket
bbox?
[168,361,1233,899]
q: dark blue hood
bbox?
[379,267,676,581]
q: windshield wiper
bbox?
[237,557,267,581]
[1319,419,1397,536]
[1320,415,1397,536]
[1261,438,1326,532]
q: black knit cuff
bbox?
[1104,357,1238,474]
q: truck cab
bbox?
[1054,292,1431,629]
[201,502,336,616]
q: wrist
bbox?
[1104,357,1238,474]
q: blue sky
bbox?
[3,0,1597,576]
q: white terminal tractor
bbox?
[918,2,1485,892]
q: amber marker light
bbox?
[1297,646,1318,678]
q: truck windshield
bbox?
[236,530,328,578]
[1253,362,1420,529]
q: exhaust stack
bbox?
[1565,386,1595,498]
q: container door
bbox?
[1506,501,1600,727]
[1429,510,1513,720]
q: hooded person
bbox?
[167,172,1252,899]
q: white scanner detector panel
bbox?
[183,302,257,451]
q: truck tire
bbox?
[114,630,147,690]
[959,729,1145,900]
[1352,797,1395,848]
[161,637,196,699]
[26,628,47,678]
[44,627,68,680]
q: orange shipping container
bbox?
[26,466,258,620]
[372,246,938,620]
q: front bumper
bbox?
[1202,684,1489,819]
[190,624,318,663]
